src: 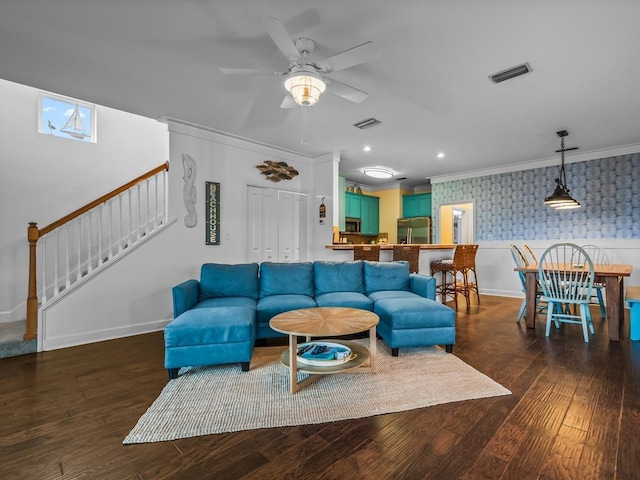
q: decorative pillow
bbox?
[314,261,364,295]
[199,263,260,300]
[260,262,314,298]
[364,260,410,294]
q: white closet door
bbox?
[262,188,278,262]
[246,186,277,263]
[278,192,294,262]
[247,186,306,263]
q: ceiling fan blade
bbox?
[220,67,283,76]
[280,95,297,109]
[318,41,379,73]
[326,78,368,103]
[260,17,301,61]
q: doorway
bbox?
[438,202,474,244]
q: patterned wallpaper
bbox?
[432,153,640,241]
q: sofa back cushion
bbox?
[260,262,314,298]
[364,260,410,294]
[199,263,260,300]
[314,261,364,295]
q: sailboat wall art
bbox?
[38,93,96,143]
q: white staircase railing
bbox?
[26,162,169,340]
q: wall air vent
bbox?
[353,117,382,129]
[489,62,532,84]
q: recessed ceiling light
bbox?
[363,167,393,179]
[437,152,445,159]
[363,145,372,152]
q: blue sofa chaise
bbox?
[165,260,456,378]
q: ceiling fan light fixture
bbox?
[284,70,326,107]
[364,167,393,179]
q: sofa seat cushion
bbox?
[260,262,314,297]
[194,297,257,310]
[164,306,254,347]
[374,297,455,330]
[199,263,259,301]
[364,260,410,294]
[315,292,373,310]
[256,294,317,324]
[314,261,364,294]
[368,290,424,302]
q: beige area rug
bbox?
[124,341,510,444]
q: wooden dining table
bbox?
[516,263,633,341]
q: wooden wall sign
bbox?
[205,181,220,245]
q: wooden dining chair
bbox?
[538,243,595,342]
[580,244,608,318]
[510,244,548,323]
[392,245,420,273]
[353,244,380,262]
[522,244,538,264]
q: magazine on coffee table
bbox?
[296,341,355,366]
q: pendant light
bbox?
[544,130,580,209]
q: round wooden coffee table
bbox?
[269,307,379,394]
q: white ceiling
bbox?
[2,1,640,187]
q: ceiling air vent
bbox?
[353,117,382,129]
[489,62,532,84]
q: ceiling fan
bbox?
[220,17,379,108]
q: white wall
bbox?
[0,78,168,324]
[38,118,337,349]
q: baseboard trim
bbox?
[41,318,171,351]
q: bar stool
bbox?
[353,244,380,262]
[430,245,467,309]
[463,244,480,306]
[392,245,420,273]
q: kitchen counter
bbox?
[325,244,457,250]
[324,243,458,275]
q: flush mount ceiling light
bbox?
[364,167,393,179]
[363,145,372,152]
[544,130,581,209]
[437,152,445,159]
[284,66,326,107]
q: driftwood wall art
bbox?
[182,153,197,228]
[256,160,299,182]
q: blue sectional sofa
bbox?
[165,260,456,378]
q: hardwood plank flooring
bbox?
[1,294,638,479]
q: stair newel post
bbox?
[25,222,39,340]
[163,164,169,225]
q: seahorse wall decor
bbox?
[182,153,197,228]
[256,160,299,182]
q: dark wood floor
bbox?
[1,295,639,480]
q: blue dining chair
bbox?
[510,244,549,323]
[538,243,595,342]
[580,244,608,318]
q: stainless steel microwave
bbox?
[345,217,361,233]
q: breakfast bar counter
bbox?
[325,244,457,251]
[324,244,458,275]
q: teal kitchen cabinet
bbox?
[345,192,361,218]
[402,193,432,217]
[360,195,380,235]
